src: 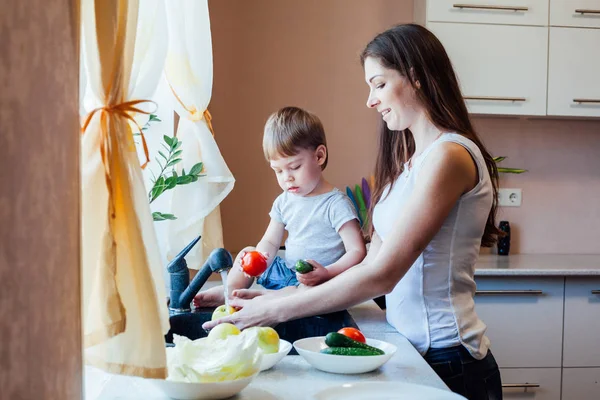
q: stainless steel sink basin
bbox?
[165,307,360,355]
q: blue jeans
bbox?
[424,345,502,400]
[256,256,299,290]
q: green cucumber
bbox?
[324,332,384,355]
[320,347,382,356]
[295,259,313,274]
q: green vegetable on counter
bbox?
[324,332,385,355]
[320,347,382,356]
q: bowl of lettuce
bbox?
[151,330,262,400]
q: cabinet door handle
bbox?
[503,383,540,388]
[453,4,529,12]
[465,96,526,102]
[575,9,600,15]
[591,290,600,295]
[573,99,600,104]
[475,290,543,296]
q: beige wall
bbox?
[209,0,600,255]
[0,0,82,399]
[475,117,600,254]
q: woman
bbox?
[204,24,503,399]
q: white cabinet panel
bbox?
[562,368,600,400]
[563,277,600,367]
[428,22,548,115]
[427,0,549,26]
[474,277,564,368]
[500,368,561,400]
[550,0,600,28]
[547,27,600,117]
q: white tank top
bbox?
[372,133,492,360]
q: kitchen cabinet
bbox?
[473,277,564,368]
[561,368,600,399]
[500,368,562,400]
[428,22,548,116]
[563,277,600,367]
[550,0,600,28]
[416,0,600,118]
[547,27,600,117]
[422,0,549,26]
[474,274,600,399]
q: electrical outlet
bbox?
[498,188,522,207]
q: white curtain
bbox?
[163,0,235,270]
[80,0,169,378]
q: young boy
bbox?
[193,106,366,307]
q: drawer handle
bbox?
[574,98,600,104]
[465,96,526,102]
[592,290,600,295]
[475,290,543,296]
[453,4,529,12]
[575,9,600,15]
[503,383,540,389]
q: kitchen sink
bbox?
[165,307,360,355]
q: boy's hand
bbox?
[235,247,269,278]
[296,260,330,286]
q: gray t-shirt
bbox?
[269,188,359,270]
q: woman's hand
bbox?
[296,260,330,286]
[202,295,281,331]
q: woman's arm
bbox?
[204,143,477,329]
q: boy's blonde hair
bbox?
[263,106,328,170]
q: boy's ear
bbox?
[315,145,327,166]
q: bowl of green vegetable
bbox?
[293,332,396,374]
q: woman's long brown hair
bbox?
[361,24,501,247]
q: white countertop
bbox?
[85,301,448,399]
[475,254,600,276]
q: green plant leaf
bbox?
[163,135,173,147]
[172,150,183,158]
[158,151,168,161]
[165,176,178,189]
[493,156,506,163]
[166,158,182,168]
[153,212,177,221]
[498,167,527,174]
[181,168,186,176]
[170,137,179,151]
[191,175,198,182]
[177,175,194,185]
[189,162,204,176]
[150,186,163,203]
[174,141,182,151]
[149,114,161,122]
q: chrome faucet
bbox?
[167,235,233,315]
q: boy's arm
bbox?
[298,219,366,286]
[254,218,286,268]
[321,219,366,277]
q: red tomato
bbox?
[240,251,268,277]
[338,327,366,343]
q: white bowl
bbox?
[293,336,397,374]
[260,339,292,371]
[150,372,258,400]
[315,382,466,400]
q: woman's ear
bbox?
[409,67,421,89]
[315,145,327,167]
